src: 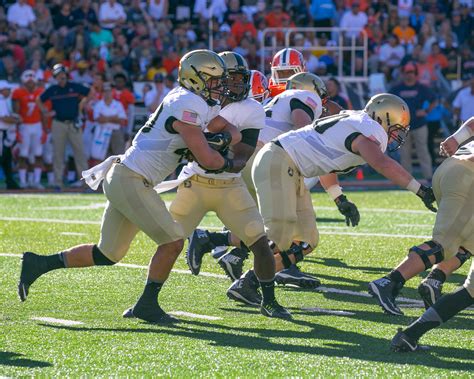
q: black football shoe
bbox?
[275,265,321,289]
[260,299,292,319]
[186,229,215,275]
[418,278,443,309]
[122,302,179,324]
[217,247,249,281]
[18,252,48,302]
[368,277,404,316]
[391,328,429,352]
[227,271,262,306]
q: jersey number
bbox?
[313,113,349,134]
[27,101,36,116]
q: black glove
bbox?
[204,156,234,174]
[335,194,360,227]
[204,132,232,152]
[174,147,195,163]
[416,185,437,212]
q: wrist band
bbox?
[452,126,473,145]
[326,185,343,200]
[406,178,421,194]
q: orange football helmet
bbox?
[270,48,306,86]
[248,70,269,103]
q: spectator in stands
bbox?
[90,82,126,165]
[36,64,92,189]
[265,0,293,44]
[427,42,448,71]
[72,0,98,27]
[0,80,20,189]
[145,56,167,82]
[451,10,469,46]
[112,72,135,140]
[231,12,258,45]
[194,0,227,23]
[148,0,169,22]
[390,62,435,181]
[34,0,54,37]
[7,0,36,30]
[419,21,437,56]
[70,60,93,85]
[426,99,450,163]
[53,2,76,30]
[437,19,459,52]
[310,0,336,30]
[453,74,474,124]
[339,1,368,40]
[378,34,405,72]
[326,77,350,109]
[392,16,416,50]
[224,0,241,26]
[144,73,169,112]
[99,0,126,30]
[164,74,176,92]
[89,20,114,49]
[409,4,424,33]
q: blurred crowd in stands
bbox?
[0,0,473,189]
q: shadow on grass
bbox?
[39,319,474,371]
[0,351,52,368]
[316,217,346,223]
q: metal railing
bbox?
[259,27,369,78]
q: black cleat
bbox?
[260,299,292,319]
[418,278,443,309]
[123,303,179,324]
[18,252,48,302]
[186,229,214,275]
[218,247,248,281]
[275,265,321,289]
[227,271,262,306]
[391,328,430,352]
[368,277,404,316]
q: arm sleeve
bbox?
[240,100,265,131]
[240,128,259,148]
[40,87,52,102]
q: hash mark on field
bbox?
[60,232,87,236]
[169,311,222,320]
[301,307,355,316]
[32,317,84,326]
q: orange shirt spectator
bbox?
[231,13,257,44]
[427,43,448,70]
[264,1,291,28]
[163,50,180,75]
[393,17,416,46]
[344,0,369,12]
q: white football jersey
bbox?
[189,97,265,179]
[258,89,322,144]
[278,110,388,178]
[122,86,220,185]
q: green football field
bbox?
[0,191,472,377]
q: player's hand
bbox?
[439,136,458,157]
[204,156,233,174]
[204,132,232,152]
[335,195,360,227]
[416,185,437,212]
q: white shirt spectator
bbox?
[339,10,368,39]
[378,43,405,68]
[453,86,474,122]
[7,1,36,28]
[148,0,168,21]
[144,85,170,112]
[193,0,227,23]
[398,0,413,18]
[0,93,12,130]
[99,0,126,29]
[93,98,126,130]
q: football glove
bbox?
[335,195,360,227]
[416,185,437,213]
[204,132,232,152]
[174,147,196,163]
[204,156,234,174]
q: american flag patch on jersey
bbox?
[182,110,198,123]
[306,97,318,110]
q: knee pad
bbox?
[410,240,444,270]
[456,247,473,267]
[279,242,305,269]
[92,244,116,266]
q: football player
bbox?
[18,50,241,324]
[187,73,359,301]
[12,70,45,189]
[268,48,306,98]
[227,93,438,303]
[390,119,474,352]
[123,52,291,319]
[370,117,474,316]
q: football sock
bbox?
[28,171,34,186]
[426,268,447,283]
[259,279,276,303]
[387,270,406,286]
[34,167,42,184]
[19,169,27,186]
[44,253,66,272]
[140,281,164,302]
[404,287,474,340]
[47,172,55,186]
[208,231,231,247]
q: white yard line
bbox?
[301,307,355,316]
[169,311,222,320]
[314,206,434,215]
[117,263,227,279]
[31,317,84,326]
[396,224,433,228]
[0,216,430,239]
[38,203,106,210]
[60,232,87,236]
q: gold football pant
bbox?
[432,156,474,260]
[98,163,184,262]
[252,142,319,251]
[463,261,474,297]
[170,175,266,247]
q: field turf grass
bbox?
[0,191,472,377]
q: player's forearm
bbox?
[452,117,474,145]
[320,173,343,200]
[371,155,416,190]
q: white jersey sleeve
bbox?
[259,89,322,144]
[121,87,220,185]
[279,110,388,178]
